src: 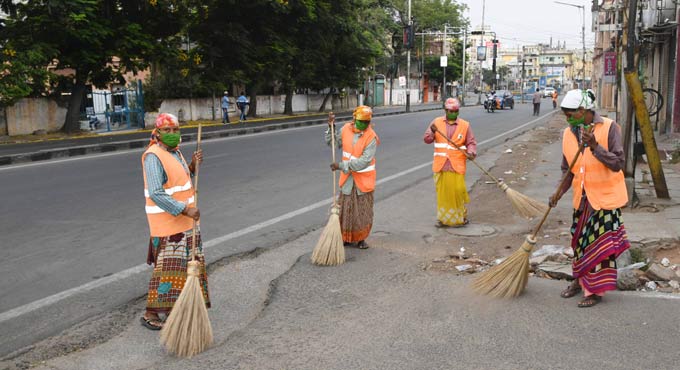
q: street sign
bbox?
[440,56,448,67]
[398,76,406,86]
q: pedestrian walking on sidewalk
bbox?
[236,92,249,122]
[532,88,542,116]
[221,91,230,124]
[140,113,210,330]
[424,97,477,228]
[550,89,630,308]
[325,105,380,249]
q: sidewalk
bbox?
[6,113,680,370]
[0,102,445,166]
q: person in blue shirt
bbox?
[221,91,230,124]
[236,93,249,122]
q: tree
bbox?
[0,0,185,132]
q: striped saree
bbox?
[571,195,630,296]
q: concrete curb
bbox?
[0,107,443,167]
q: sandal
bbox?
[560,282,582,298]
[140,315,164,330]
[357,240,369,249]
[449,219,470,228]
[577,295,602,308]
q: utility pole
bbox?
[521,45,525,104]
[406,0,412,112]
[622,0,669,198]
[461,28,467,106]
[555,1,586,87]
[477,0,486,104]
[421,32,425,103]
[443,25,447,101]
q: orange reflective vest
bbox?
[339,123,380,193]
[432,117,470,174]
[142,144,196,237]
[552,92,558,101]
[562,118,628,210]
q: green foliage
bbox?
[0,0,468,123]
[0,0,185,131]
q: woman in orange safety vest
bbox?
[550,89,630,308]
[140,113,209,330]
[423,98,477,228]
[325,105,380,249]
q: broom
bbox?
[311,112,345,266]
[431,126,548,219]
[472,125,592,298]
[160,122,214,357]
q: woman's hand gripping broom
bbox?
[160,122,214,357]
[431,125,548,219]
[311,112,346,266]
[472,125,592,298]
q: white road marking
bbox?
[0,110,558,323]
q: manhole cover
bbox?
[444,224,497,237]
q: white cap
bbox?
[560,89,596,110]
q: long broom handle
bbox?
[329,112,338,203]
[431,125,501,184]
[190,122,203,261]
[529,125,593,237]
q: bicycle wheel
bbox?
[642,88,663,116]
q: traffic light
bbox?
[403,25,415,49]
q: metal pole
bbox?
[421,32,425,103]
[443,25,447,101]
[581,5,586,88]
[461,28,467,106]
[521,46,525,104]
[406,0,411,112]
[477,0,486,104]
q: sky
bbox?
[458,0,596,51]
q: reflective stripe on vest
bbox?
[432,117,469,174]
[562,118,628,210]
[142,144,195,237]
[338,123,380,193]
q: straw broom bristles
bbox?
[471,235,536,298]
[497,181,549,219]
[311,205,345,266]
[159,121,213,357]
[311,112,346,266]
[160,260,214,357]
[431,126,548,219]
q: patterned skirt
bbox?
[338,188,374,243]
[434,171,469,226]
[146,228,210,313]
[571,197,630,295]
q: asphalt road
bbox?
[0,101,556,356]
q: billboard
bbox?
[476,46,487,61]
[604,51,616,83]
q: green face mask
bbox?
[567,115,585,127]
[354,119,369,131]
[446,111,459,121]
[160,132,181,148]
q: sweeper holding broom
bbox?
[550,89,630,308]
[473,90,630,304]
[324,105,380,250]
[424,97,477,227]
[140,113,211,345]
